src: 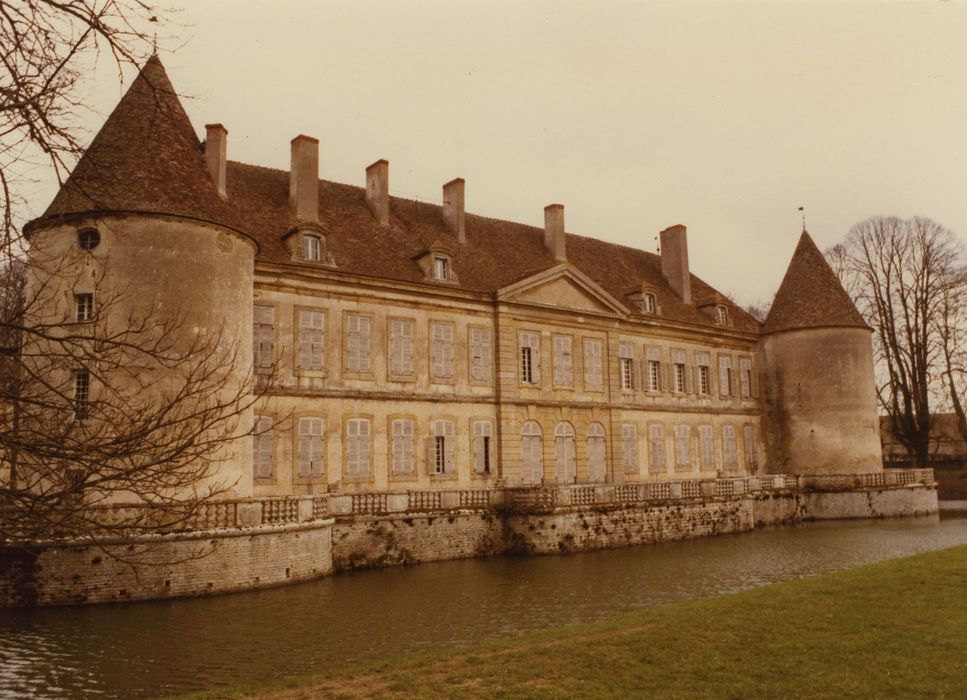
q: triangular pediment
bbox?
[498,264,627,316]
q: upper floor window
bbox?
[470,328,492,382]
[646,347,662,392]
[345,314,372,374]
[296,417,325,478]
[554,422,576,484]
[696,353,711,395]
[699,425,714,468]
[739,358,753,398]
[672,350,687,393]
[74,369,90,420]
[584,338,603,390]
[519,331,540,385]
[253,305,275,369]
[621,424,637,472]
[431,322,455,380]
[715,305,729,325]
[390,318,414,377]
[649,425,665,473]
[77,227,100,251]
[391,418,416,475]
[521,421,543,484]
[74,293,94,323]
[346,417,372,477]
[302,234,321,262]
[298,310,325,371]
[553,335,573,387]
[719,355,733,398]
[473,420,493,474]
[433,256,450,281]
[432,420,455,475]
[643,292,657,314]
[723,424,738,469]
[619,343,634,391]
[253,415,273,478]
[675,425,691,470]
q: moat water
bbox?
[2,513,967,699]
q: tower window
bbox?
[74,293,94,322]
[77,228,100,251]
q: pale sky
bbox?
[29,0,967,307]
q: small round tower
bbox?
[23,57,256,498]
[759,231,883,474]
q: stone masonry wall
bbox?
[0,521,333,606]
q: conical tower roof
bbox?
[763,231,868,334]
[27,55,238,233]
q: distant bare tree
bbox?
[828,216,966,464]
[939,265,967,448]
[744,293,775,324]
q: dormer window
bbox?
[433,256,450,281]
[716,305,729,325]
[643,292,657,314]
[302,234,321,262]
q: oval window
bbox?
[77,228,101,251]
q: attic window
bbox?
[642,292,657,314]
[77,228,100,251]
[303,234,321,262]
[716,305,729,325]
[433,257,450,281]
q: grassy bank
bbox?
[185,545,967,699]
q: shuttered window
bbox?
[646,346,662,392]
[699,425,715,468]
[672,349,687,393]
[298,310,325,371]
[723,424,738,469]
[345,315,372,373]
[432,420,456,474]
[254,305,274,368]
[554,422,576,484]
[584,338,603,390]
[473,420,493,474]
[431,322,455,379]
[744,425,758,468]
[521,421,543,484]
[253,415,273,478]
[391,418,415,475]
[696,353,711,395]
[587,423,606,483]
[719,355,733,398]
[297,417,324,477]
[740,358,753,398]
[675,425,691,470]
[619,343,634,391]
[390,318,414,376]
[346,418,372,476]
[649,425,665,472]
[520,331,540,384]
[621,424,638,472]
[470,328,492,382]
[553,335,573,386]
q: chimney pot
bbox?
[366,159,390,227]
[544,204,566,261]
[659,224,691,303]
[442,178,466,243]
[290,135,319,222]
[204,124,228,199]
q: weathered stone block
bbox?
[298,499,314,522]
[236,502,262,528]
[386,493,409,513]
[594,485,615,503]
[329,496,353,516]
[669,482,683,499]
[700,481,716,497]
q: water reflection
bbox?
[2,514,965,699]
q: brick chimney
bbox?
[443,178,465,243]
[544,204,566,261]
[204,124,228,199]
[366,159,390,227]
[660,224,691,303]
[289,135,319,222]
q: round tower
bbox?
[759,231,883,474]
[23,57,256,500]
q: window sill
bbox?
[292,476,327,485]
[389,473,419,482]
[429,473,458,481]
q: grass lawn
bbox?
[182,544,967,700]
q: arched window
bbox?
[520,421,543,485]
[643,292,657,314]
[554,422,576,484]
[587,423,606,482]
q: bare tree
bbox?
[939,265,967,448]
[828,216,966,464]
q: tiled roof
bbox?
[763,231,868,334]
[28,57,760,335]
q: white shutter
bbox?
[298,311,325,370]
[346,315,371,373]
[554,336,572,386]
[700,425,714,468]
[719,355,731,397]
[254,306,274,368]
[740,358,752,398]
[253,416,273,478]
[391,319,414,376]
[473,421,492,473]
[584,339,602,390]
[431,323,454,379]
[471,328,492,382]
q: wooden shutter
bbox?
[254,416,273,478]
[718,354,730,397]
[299,311,325,370]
